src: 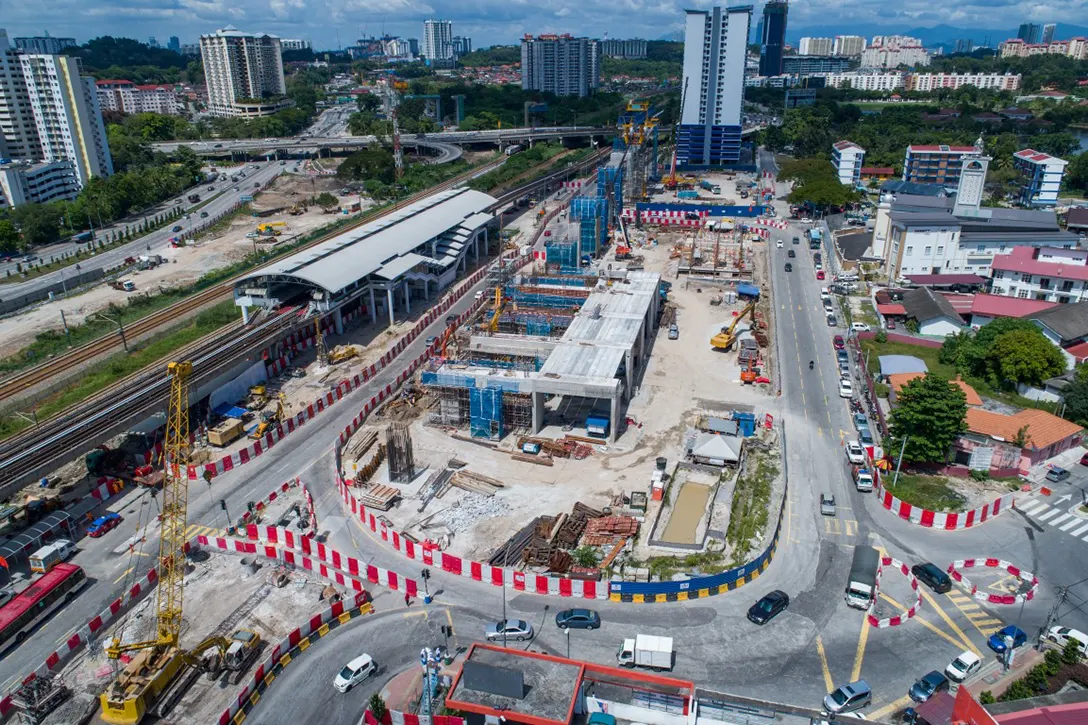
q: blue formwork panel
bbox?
[469,388,503,439]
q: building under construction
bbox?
[422,270,663,442]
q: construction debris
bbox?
[511,452,554,466]
[582,516,639,546]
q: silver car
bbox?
[486,619,534,642]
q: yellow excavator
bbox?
[487,287,504,333]
[99,362,263,724]
[249,393,286,439]
[710,301,757,351]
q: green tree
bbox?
[0,220,20,253]
[337,148,396,185]
[314,192,339,212]
[572,546,599,568]
[888,374,968,464]
[367,693,388,723]
[356,93,381,113]
[987,329,1066,387]
[1067,152,1088,192]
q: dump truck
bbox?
[846,545,880,610]
[617,634,673,671]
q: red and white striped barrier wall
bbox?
[238,478,300,526]
[947,558,1039,605]
[241,525,418,598]
[215,589,371,725]
[335,477,607,600]
[867,556,921,628]
[875,480,1014,530]
[175,263,494,482]
[0,565,163,718]
[752,219,788,230]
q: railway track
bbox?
[0,147,611,490]
[0,159,505,405]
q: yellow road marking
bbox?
[785,497,792,547]
[879,593,968,651]
[851,619,871,681]
[844,520,857,537]
[869,695,913,722]
[446,609,455,630]
[114,567,134,584]
[815,635,834,693]
[403,610,429,619]
[942,590,1006,640]
[918,588,980,656]
[825,519,841,535]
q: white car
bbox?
[1047,626,1088,656]
[776,239,784,248]
[333,654,376,692]
[839,378,853,398]
[944,651,982,682]
[474,290,485,300]
[845,441,865,465]
[800,217,813,224]
[851,323,872,333]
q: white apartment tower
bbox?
[678,5,751,167]
[18,53,114,186]
[422,19,454,61]
[0,30,41,161]
[799,37,833,55]
[833,35,867,56]
[200,27,288,117]
[832,141,865,185]
[520,35,600,98]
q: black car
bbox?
[555,608,601,630]
[787,249,796,258]
[792,236,800,244]
[747,590,790,625]
[912,562,952,593]
[784,263,793,272]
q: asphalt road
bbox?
[0,162,282,294]
[302,107,354,139]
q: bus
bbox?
[0,563,87,650]
[72,231,94,244]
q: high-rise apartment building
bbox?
[1042,24,1057,44]
[148,37,159,49]
[833,35,866,56]
[180,43,200,56]
[200,27,289,117]
[422,19,454,61]
[520,34,599,98]
[799,37,833,56]
[1018,23,1042,44]
[96,80,182,115]
[679,5,751,168]
[0,30,41,161]
[782,55,852,74]
[1012,149,1067,207]
[954,39,975,54]
[832,141,865,186]
[451,36,472,58]
[0,160,80,208]
[280,39,312,51]
[600,38,648,59]
[902,141,984,187]
[13,35,77,55]
[759,0,788,76]
[168,36,180,53]
[17,53,113,187]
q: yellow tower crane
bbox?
[99,362,260,724]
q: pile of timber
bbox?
[512,452,553,466]
[516,436,582,459]
[450,470,505,496]
[488,516,556,567]
[357,483,400,511]
[486,501,605,573]
[347,429,379,459]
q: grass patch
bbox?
[725,450,777,566]
[856,301,880,327]
[0,301,240,441]
[469,144,593,195]
[628,549,728,582]
[885,473,967,512]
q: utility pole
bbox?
[892,435,908,486]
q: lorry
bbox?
[29,539,76,574]
[617,634,673,671]
[677,190,699,200]
[808,228,823,250]
[700,180,721,195]
[845,545,879,609]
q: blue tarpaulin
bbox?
[736,283,760,300]
[213,403,248,419]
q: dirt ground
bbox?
[0,172,368,358]
[43,546,352,725]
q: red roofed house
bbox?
[967,292,1056,327]
[860,167,895,182]
[990,246,1088,304]
[903,141,984,186]
[95,79,182,116]
[958,407,1083,472]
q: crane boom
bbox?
[156,360,192,645]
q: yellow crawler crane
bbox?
[99,362,239,724]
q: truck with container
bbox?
[677,190,699,200]
[700,180,722,195]
[617,634,674,671]
[845,545,879,609]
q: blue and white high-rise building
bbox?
[677,5,751,168]
[1012,149,1067,208]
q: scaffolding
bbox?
[469,388,503,439]
[544,239,580,272]
[503,285,588,309]
[570,196,609,257]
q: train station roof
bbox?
[236,187,496,296]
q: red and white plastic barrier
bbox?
[947,558,1039,605]
[752,219,788,230]
[238,478,300,525]
[366,709,464,725]
[867,555,922,628]
[875,480,1013,530]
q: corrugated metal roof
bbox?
[236,188,496,295]
[374,252,428,280]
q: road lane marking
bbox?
[869,695,912,722]
[944,591,1005,639]
[815,635,834,693]
[1018,502,1048,516]
[850,618,870,681]
[1050,513,1073,527]
[879,593,968,651]
[917,588,980,656]
[1071,522,1088,537]
[114,567,134,584]
[403,610,429,619]
[1060,518,1082,531]
[825,519,840,535]
[1036,509,1061,522]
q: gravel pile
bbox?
[440,494,512,535]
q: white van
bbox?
[1047,626,1088,656]
[29,539,76,574]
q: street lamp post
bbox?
[563,627,570,658]
[96,313,129,352]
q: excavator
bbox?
[487,287,504,333]
[710,301,757,351]
[249,393,286,439]
[99,362,263,724]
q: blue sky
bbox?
[0,0,1084,50]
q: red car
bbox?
[833,335,845,350]
[1080,453,1088,466]
[816,270,826,280]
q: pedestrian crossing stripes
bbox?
[944,590,1004,636]
[1017,498,1088,543]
